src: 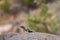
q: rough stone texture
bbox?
[0,35,5,40]
[6,32,60,40]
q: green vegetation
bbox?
[27,3,59,34]
[0,0,10,12]
[18,0,45,8]
[19,0,34,6]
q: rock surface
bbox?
[6,32,60,40]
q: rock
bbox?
[6,32,60,40]
[0,35,5,40]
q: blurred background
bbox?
[0,0,60,35]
